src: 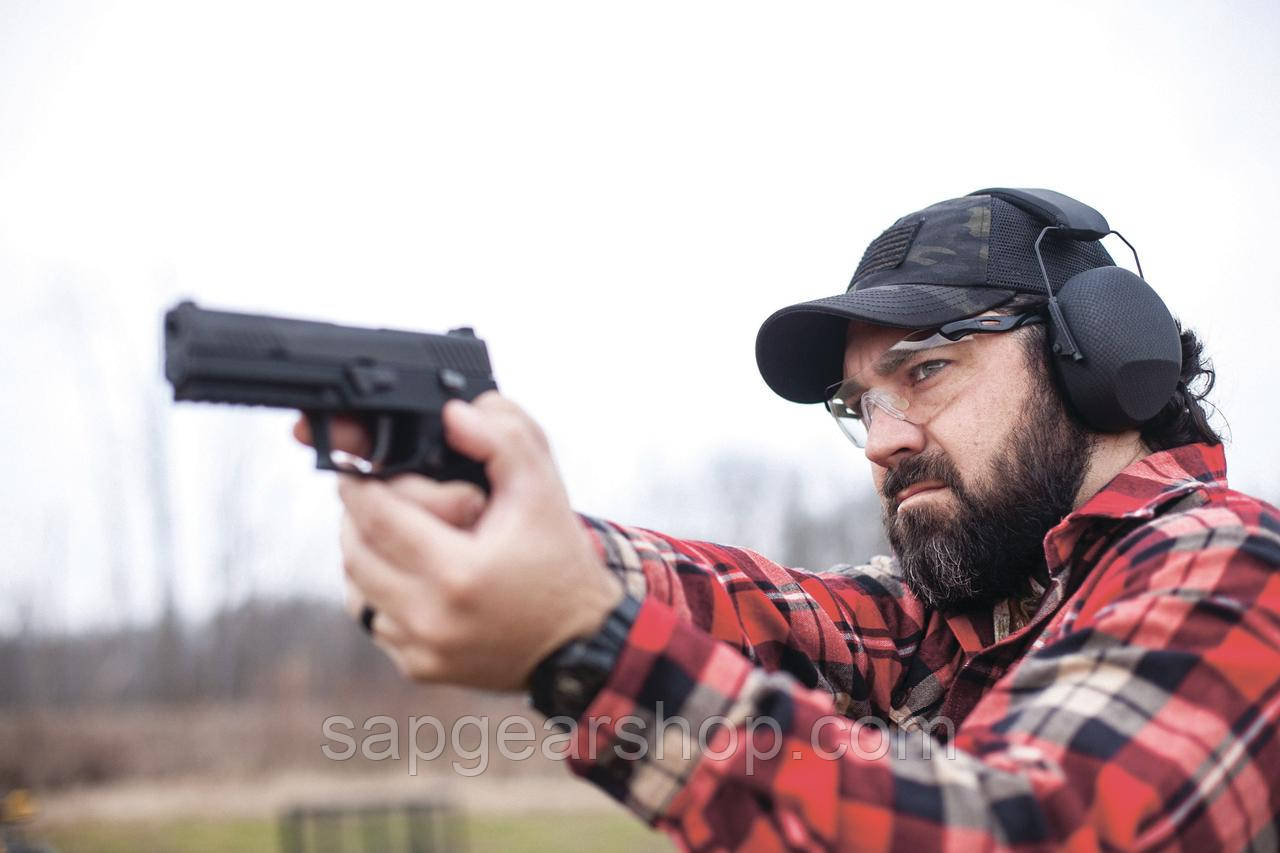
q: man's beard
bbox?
[882,384,1094,611]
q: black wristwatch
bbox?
[529,592,642,726]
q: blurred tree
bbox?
[637,450,889,570]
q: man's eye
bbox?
[908,360,949,384]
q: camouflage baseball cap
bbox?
[755,190,1116,404]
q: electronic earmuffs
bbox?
[969,188,1182,432]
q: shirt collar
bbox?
[1044,442,1227,571]
[1066,442,1227,521]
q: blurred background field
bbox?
[40,813,671,853]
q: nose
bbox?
[863,411,926,469]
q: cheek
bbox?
[925,374,1024,479]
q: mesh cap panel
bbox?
[987,197,1114,293]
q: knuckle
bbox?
[443,481,479,503]
[341,550,361,580]
[405,609,436,642]
[436,483,471,512]
[438,570,479,610]
[454,491,486,526]
[360,504,394,542]
[405,653,441,682]
[430,628,462,656]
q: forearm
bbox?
[579,514,928,717]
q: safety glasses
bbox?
[824,312,1044,447]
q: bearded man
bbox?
[304,189,1280,850]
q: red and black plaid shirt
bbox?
[566,443,1280,850]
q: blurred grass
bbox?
[38,817,272,853]
[462,813,673,852]
[40,811,674,852]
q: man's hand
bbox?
[293,394,624,692]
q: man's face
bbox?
[841,317,1093,610]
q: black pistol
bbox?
[163,300,497,489]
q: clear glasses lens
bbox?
[824,329,981,449]
[826,392,869,447]
[827,388,909,447]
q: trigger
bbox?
[307,412,338,471]
[369,416,394,467]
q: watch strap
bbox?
[529,592,642,725]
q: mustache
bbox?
[881,452,964,509]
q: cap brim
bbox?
[755,284,1015,404]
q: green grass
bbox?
[464,813,673,853]
[38,817,274,853]
[39,811,674,852]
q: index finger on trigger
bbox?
[293,413,374,458]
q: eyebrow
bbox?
[840,342,950,399]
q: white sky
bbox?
[2,0,1278,632]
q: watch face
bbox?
[531,643,596,722]
[554,667,591,707]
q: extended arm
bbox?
[579,514,936,722]
[307,396,935,713]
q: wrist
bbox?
[529,591,641,725]
[567,571,626,642]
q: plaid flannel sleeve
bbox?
[570,501,1280,851]
[579,515,934,723]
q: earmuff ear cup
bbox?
[1050,266,1183,432]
